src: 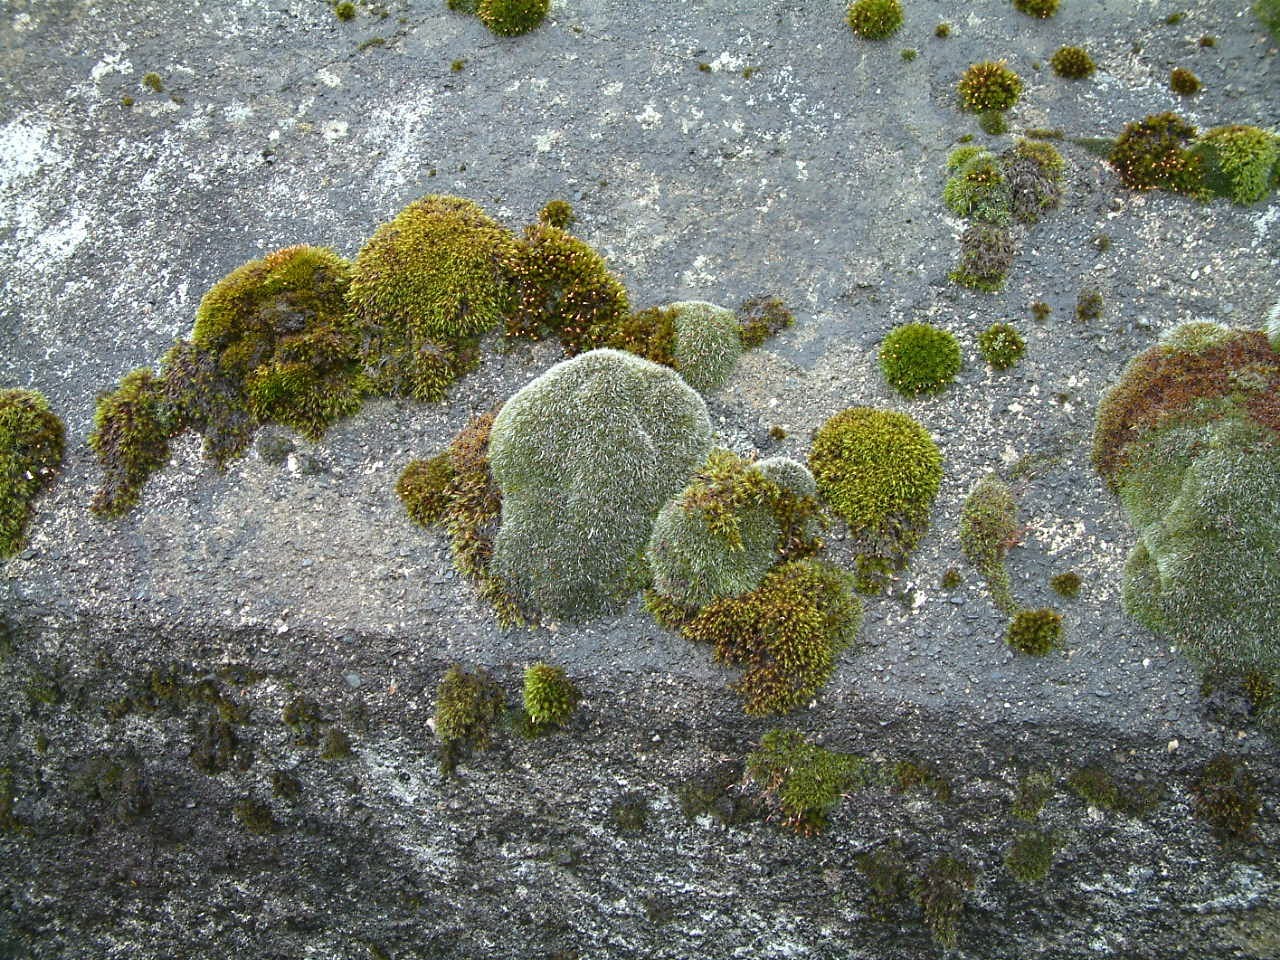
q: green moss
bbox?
[941,567,963,590]
[433,664,504,772]
[913,856,975,949]
[736,295,794,348]
[1006,608,1062,655]
[89,369,176,517]
[978,322,1026,369]
[121,95,134,108]
[1066,766,1118,809]
[538,199,575,229]
[1257,0,1280,40]
[1076,287,1104,321]
[0,767,22,834]
[190,716,242,774]
[506,224,630,356]
[0,388,64,556]
[934,22,951,38]
[746,729,867,833]
[609,794,649,833]
[1005,830,1056,884]
[648,449,822,608]
[1002,139,1065,223]
[397,453,456,528]
[1012,769,1054,821]
[900,48,917,62]
[1013,0,1058,16]
[1107,113,1203,195]
[670,559,862,715]
[892,759,951,801]
[1193,755,1259,842]
[446,0,481,12]
[321,727,353,760]
[489,349,711,621]
[478,0,548,35]
[950,223,1016,292]
[142,72,164,93]
[1169,67,1201,96]
[272,769,302,802]
[1050,45,1095,79]
[857,844,913,919]
[234,798,277,834]
[1050,571,1082,598]
[522,663,580,729]
[335,1,357,19]
[845,0,903,40]
[71,751,152,826]
[959,474,1020,615]
[450,58,465,71]
[810,407,942,569]
[1189,125,1280,205]
[1031,300,1052,322]
[979,110,1008,135]
[944,149,1012,223]
[958,61,1022,113]
[349,195,517,401]
[879,323,963,396]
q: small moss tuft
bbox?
[450,58,466,71]
[1066,765,1118,809]
[1031,300,1052,322]
[1190,125,1280,206]
[1005,830,1057,884]
[879,323,963,397]
[845,0,904,40]
[1050,45,1095,79]
[522,663,580,729]
[142,72,164,93]
[233,798,276,835]
[1076,287,1104,321]
[1050,571,1082,598]
[914,856,975,949]
[746,729,867,833]
[958,61,1022,113]
[959,474,1020,614]
[950,223,1016,292]
[334,1,356,20]
[1169,67,1201,96]
[934,22,951,38]
[477,0,549,36]
[900,48,917,62]
[1012,770,1054,821]
[1013,0,1059,17]
[1006,608,1063,655]
[89,369,176,517]
[941,567,963,590]
[1192,755,1259,842]
[1107,113,1203,194]
[538,199,575,229]
[978,322,1026,369]
[433,664,505,770]
[979,110,1008,136]
[0,388,64,556]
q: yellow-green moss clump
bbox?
[433,665,505,773]
[478,0,549,36]
[1013,0,1058,17]
[1004,830,1056,884]
[522,663,580,730]
[397,407,522,623]
[746,729,868,833]
[653,559,862,715]
[349,195,518,401]
[810,407,943,577]
[957,61,1022,114]
[1006,608,1063,655]
[1192,754,1259,842]
[1094,320,1280,718]
[0,388,64,556]
[648,449,823,608]
[879,323,963,396]
[91,246,364,516]
[489,349,712,621]
[959,474,1020,614]
[506,223,630,356]
[608,301,745,393]
[845,0,903,40]
[978,322,1026,369]
[1050,45,1094,79]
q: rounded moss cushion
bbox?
[668,300,744,393]
[489,348,712,621]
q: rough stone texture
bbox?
[1,1,1277,958]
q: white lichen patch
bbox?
[634,104,662,127]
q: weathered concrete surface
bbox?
[1,0,1278,957]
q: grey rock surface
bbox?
[1,1,1277,957]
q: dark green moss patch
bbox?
[1006,608,1063,655]
[1050,571,1082,598]
[0,388,64,557]
[1192,755,1259,843]
[1012,769,1054,821]
[609,794,649,833]
[234,797,277,835]
[960,475,1020,615]
[914,856,975,949]
[745,730,868,834]
[1005,831,1056,884]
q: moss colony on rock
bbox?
[746,730,868,833]
[878,323,962,396]
[845,0,903,40]
[1108,114,1280,205]
[447,0,548,36]
[522,663,580,730]
[0,389,64,557]
[1050,45,1095,79]
[1007,608,1063,655]
[433,665,504,773]
[489,349,712,621]
[959,474,1020,614]
[978,323,1026,369]
[1094,320,1280,718]
[945,141,1064,292]
[1012,0,1058,17]
[810,408,942,590]
[957,61,1022,114]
